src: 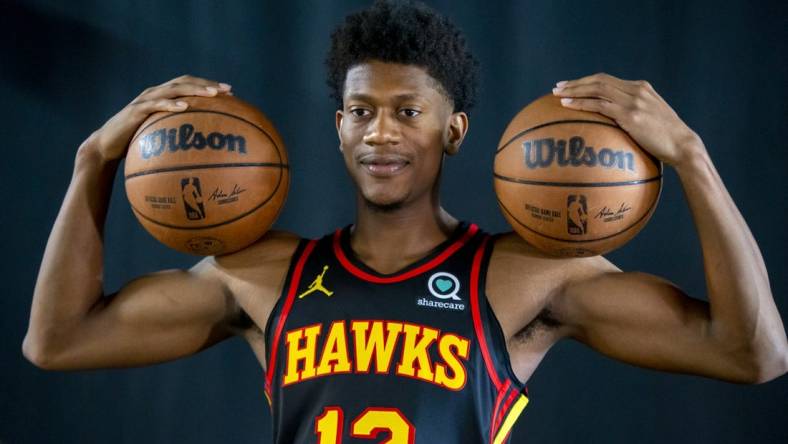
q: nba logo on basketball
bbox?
[181,177,206,220]
[567,194,587,235]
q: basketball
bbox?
[494,94,662,257]
[124,94,289,256]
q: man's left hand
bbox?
[552,73,704,167]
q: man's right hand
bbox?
[84,75,232,163]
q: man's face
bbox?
[336,60,465,211]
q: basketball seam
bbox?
[128,165,285,230]
[494,119,662,171]
[495,120,618,154]
[124,162,289,180]
[493,173,663,187]
[495,179,662,244]
[126,106,288,233]
[128,109,286,169]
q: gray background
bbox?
[1,0,786,442]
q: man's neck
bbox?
[349,194,459,275]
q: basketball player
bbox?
[24,1,787,443]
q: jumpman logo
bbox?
[298,265,334,299]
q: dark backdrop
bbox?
[2,1,786,443]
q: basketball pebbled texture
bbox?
[124,94,289,256]
[494,94,662,257]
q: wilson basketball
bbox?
[494,94,662,257]
[124,94,289,256]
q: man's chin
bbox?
[362,196,405,213]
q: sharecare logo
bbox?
[427,272,460,300]
[418,272,465,312]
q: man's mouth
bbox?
[359,154,410,177]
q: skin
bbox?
[23,63,787,391]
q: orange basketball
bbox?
[494,94,662,257]
[124,94,289,256]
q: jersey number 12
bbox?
[315,406,415,444]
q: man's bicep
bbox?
[51,259,237,370]
[553,271,753,382]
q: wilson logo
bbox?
[523,136,634,172]
[139,123,247,159]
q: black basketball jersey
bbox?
[264,222,528,443]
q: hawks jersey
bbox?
[263,222,528,444]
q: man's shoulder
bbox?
[489,231,614,266]
[205,230,304,337]
[213,229,303,272]
[484,231,622,344]
[486,231,619,293]
[488,231,560,268]
[489,231,541,256]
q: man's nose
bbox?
[363,112,400,145]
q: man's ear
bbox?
[445,111,469,156]
[336,109,344,152]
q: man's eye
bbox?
[400,109,421,117]
[350,108,370,117]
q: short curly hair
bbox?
[325,0,479,113]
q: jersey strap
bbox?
[470,234,530,444]
[264,238,318,399]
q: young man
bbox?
[24,1,787,443]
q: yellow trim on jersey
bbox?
[492,394,529,444]
[264,391,272,407]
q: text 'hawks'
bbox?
[283,320,471,391]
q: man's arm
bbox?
[22,76,244,370]
[547,74,787,383]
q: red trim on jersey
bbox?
[470,235,503,390]
[493,388,519,441]
[489,379,511,444]
[265,239,318,395]
[332,223,479,284]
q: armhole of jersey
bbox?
[471,234,527,390]
[472,234,531,444]
[263,238,307,351]
[263,238,318,397]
